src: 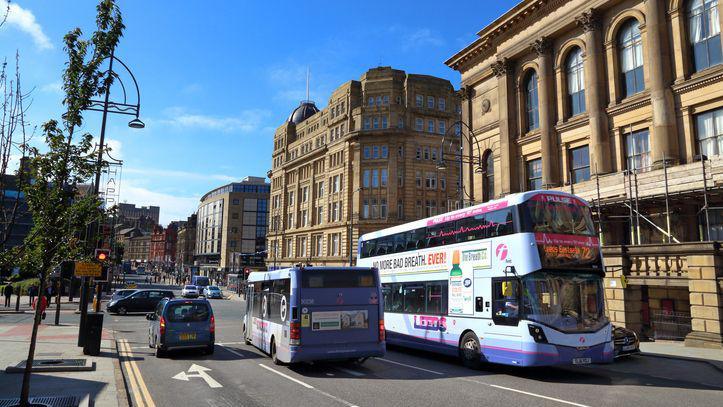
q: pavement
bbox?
[0,314,124,406]
[640,340,723,372]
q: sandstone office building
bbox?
[267,67,461,269]
[447,0,723,348]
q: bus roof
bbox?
[359,190,590,241]
[246,266,377,283]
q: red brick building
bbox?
[149,223,178,264]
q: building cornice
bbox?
[445,0,570,72]
[606,92,652,116]
[672,66,723,95]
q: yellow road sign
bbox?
[74,261,102,277]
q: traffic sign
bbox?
[74,261,102,277]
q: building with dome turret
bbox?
[267,67,461,269]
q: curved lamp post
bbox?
[436,120,484,208]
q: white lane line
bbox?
[218,345,245,358]
[258,364,314,389]
[334,366,365,377]
[258,364,360,407]
[375,358,444,375]
[461,377,590,407]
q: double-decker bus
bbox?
[243,266,386,364]
[357,191,613,368]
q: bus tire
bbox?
[243,324,251,345]
[270,339,283,365]
[459,331,482,369]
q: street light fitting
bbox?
[436,160,447,171]
[474,165,484,174]
[266,169,273,179]
[128,117,145,129]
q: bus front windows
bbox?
[521,272,607,333]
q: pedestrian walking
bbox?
[3,283,13,307]
[28,285,37,306]
[44,285,52,305]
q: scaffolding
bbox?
[584,153,722,246]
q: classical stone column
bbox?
[531,37,559,188]
[645,0,679,166]
[492,59,518,196]
[577,9,612,174]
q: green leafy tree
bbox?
[16,1,124,405]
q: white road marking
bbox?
[335,366,365,377]
[461,378,590,407]
[218,344,245,358]
[258,364,314,388]
[216,341,244,346]
[375,358,444,375]
[172,364,223,388]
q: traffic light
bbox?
[94,248,111,262]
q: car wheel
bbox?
[155,344,167,358]
[117,306,127,316]
[271,339,283,365]
[460,332,482,369]
[206,344,215,355]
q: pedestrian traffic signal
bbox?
[94,248,111,262]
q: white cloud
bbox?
[40,81,62,94]
[156,107,271,133]
[402,28,444,50]
[120,181,199,226]
[1,1,53,50]
[124,167,237,183]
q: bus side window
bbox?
[492,279,520,326]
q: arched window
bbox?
[566,47,586,116]
[689,0,722,72]
[524,71,539,132]
[482,151,495,202]
[618,19,645,98]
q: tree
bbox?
[16,1,124,405]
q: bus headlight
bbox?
[527,324,548,343]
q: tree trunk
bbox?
[19,271,47,406]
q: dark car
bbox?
[110,289,137,301]
[613,325,640,357]
[107,289,175,315]
[147,298,214,357]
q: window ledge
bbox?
[606,92,651,116]
[672,65,723,94]
[517,130,541,144]
[556,114,590,133]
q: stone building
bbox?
[124,234,151,264]
[195,176,270,277]
[117,203,160,233]
[446,0,723,347]
[176,214,197,275]
[267,67,460,269]
[149,223,178,266]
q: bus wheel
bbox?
[243,324,251,345]
[460,332,482,369]
[271,339,283,365]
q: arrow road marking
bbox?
[173,364,223,388]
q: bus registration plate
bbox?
[572,357,591,365]
[179,333,196,341]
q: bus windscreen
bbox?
[301,270,377,289]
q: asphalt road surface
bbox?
[15,275,723,407]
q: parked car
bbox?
[613,325,640,357]
[147,298,215,357]
[181,285,200,298]
[110,289,137,301]
[106,289,175,315]
[202,286,223,299]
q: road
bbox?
[29,276,723,406]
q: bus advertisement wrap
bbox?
[312,310,369,331]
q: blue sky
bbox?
[0,0,516,225]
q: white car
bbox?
[181,285,199,298]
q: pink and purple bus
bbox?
[357,190,613,368]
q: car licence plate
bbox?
[622,344,637,351]
[572,357,591,365]
[179,333,196,341]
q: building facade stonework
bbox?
[447,0,723,347]
[176,214,197,275]
[267,67,461,269]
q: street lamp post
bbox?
[437,120,484,209]
[78,49,144,346]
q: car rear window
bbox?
[184,285,195,290]
[166,303,210,322]
[301,270,377,288]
